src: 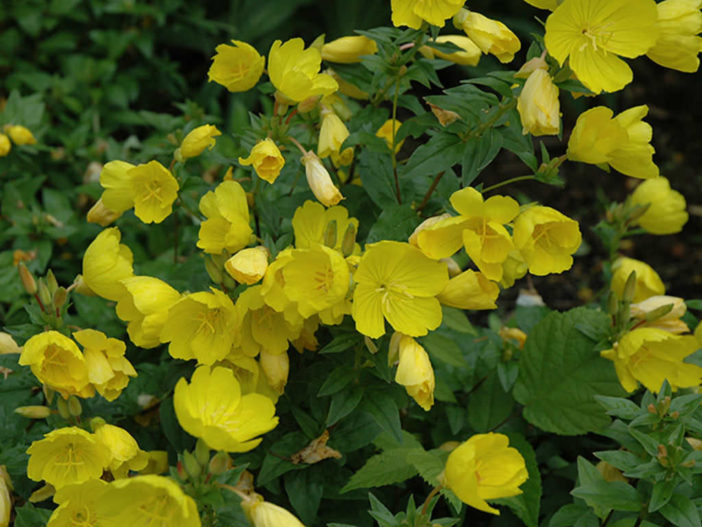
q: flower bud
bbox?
[517,68,560,136]
[318,109,350,159]
[394,334,435,411]
[204,256,224,284]
[301,151,343,207]
[208,451,232,475]
[87,198,122,227]
[225,247,269,285]
[67,396,82,417]
[56,398,70,420]
[14,406,51,419]
[53,287,68,312]
[28,483,54,503]
[0,333,21,355]
[239,139,286,184]
[242,494,305,527]
[182,451,201,480]
[341,223,357,257]
[194,439,210,467]
[17,262,37,295]
[323,219,338,248]
[259,350,289,395]
[0,134,10,157]
[321,35,378,63]
[453,9,521,63]
[176,124,221,161]
[38,280,52,309]
[6,125,37,146]
[376,119,404,153]
[419,35,481,66]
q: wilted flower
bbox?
[73,329,136,401]
[301,151,343,206]
[611,257,665,302]
[239,139,286,184]
[419,35,482,66]
[390,333,435,411]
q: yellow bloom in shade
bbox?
[291,200,359,253]
[513,206,582,276]
[544,0,659,93]
[454,9,521,63]
[93,423,148,479]
[48,479,109,527]
[6,125,37,145]
[567,106,658,179]
[0,466,11,527]
[174,366,278,452]
[268,38,338,102]
[443,433,528,515]
[225,246,269,284]
[259,350,290,395]
[239,139,286,184]
[390,334,435,411]
[318,109,350,159]
[197,180,252,254]
[73,329,136,401]
[100,161,136,215]
[352,241,449,338]
[82,227,134,302]
[611,257,665,302]
[19,331,93,399]
[416,187,520,282]
[376,119,405,153]
[630,177,689,234]
[321,35,378,63]
[241,495,305,527]
[517,68,560,136]
[176,124,221,161]
[601,328,702,392]
[438,270,499,310]
[160,289,239,365]
[419,35,482,66]
[130,161,179,224]
[647,0,702,73]
[208,40,265,92]
[26,427,111,489]
[391,0,465,28]
[115,276,181,349]
[97,475,200,527]
[301,151,343,207]
[0,134,10,156]
[87,198,121,227]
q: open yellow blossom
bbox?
[73,329,136,401]
[208,40,265,92]
[291,200,359,253]
[517,68,560,136]
[318,109,350,159]
[174,366,279,452]
[301,151,343,206]
[391,0,465,28]
[176,124,221,161]
[567,106,658,179]
[352,241,449,338]
[419,35,482,66]
[438,270,499,309]
[630,177,689,234]
[160,288,239,365]
[115,276,181,348]
[48,479,110,527]
[6,124,37,145]
[19,331,93,399]
[93,423,148,479]
[27,427,111,489]
[647,0,702,73]
[241,494,305,527]
[611,257,665,302]
[225,246,269,284]
[82,227,134,302]
[197,180,252,254]
[513,206,582,276]
[268,38,338,102]
[454,9,521,63]
[239,139,285,184]
[602,328,702,393]
[0,134,11,156]
[99,161,136,215]
[390,334,435,411]
[321,35,378,63]
[130,161,179,224]
[544,0,659,93]
[443,433,528,514]
[376,119,405,153]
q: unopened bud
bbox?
[297,95,320,114]
[53,287,68,311]
[18,262,37,295]
[204,256,223,284]
[56,397,70,420]
[647,403,657,414]
[607,291,618,315]
[341,223,357,257]
[67,396,82,417]
[208,451,232,475]
[622,270,637,303]
[72,274,96,296]
[29,483,55,503]
[670,411,680,419]
[38,280,52,309]
[363,335,378,354]
[90,416,107,431]
[195,439,210,467]
[0,332,21,354]
[323,220,338,248]
[46,269,59,295]
[15,405,51,419]
[182,451,201,480]
[176,460,187,480]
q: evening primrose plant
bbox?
[1,0,701,526]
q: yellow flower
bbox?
[438,270,499,309]
[328,68,369,100]
[175,124,221,161]
[160,288,239,365]
[301,151,343,207]
[630,295,689,334]
[241,494,305,527]
[630,177,688,234]
[26,427,111,489]
[259,350,290,395]
[93,423,148,479]
[454,9,521,63]
[208,40,265,92]
[99,161,136,216]
[0,134,10,157]
[318,109,350,159]
[611,257,665,302]
[239,139,285,184]
[513,206,582,276]
[524,0,558,8]
[130,161,179,224]
[390,334,435,411]
[174,366,278,452]
[419,35,482,66]
[268,38,338,102]
[291,200,359,252]
[567,106,658,179]
[197,180,252,254]
[416,187,520,282]
[0,467,10,527]
[601,328,702,392]
[6,125,37,145]
[376,119,405,153]
[517,68,560,136]
[391,0,465,28]
[225,246,269,285]
[443,433,528,514]
[647,0,702,73]
[87,198,121,227]
[321,35,378,63]
[138,451,169,475]
[352,241,449,338]
[19,331,93,399]
[500,250,528,288]
[82,227,134,302]
[0,332,21,354]
[48,479,110,527]
[73,329,136,402]
[96,475,200,527]
[544,0,659,93]
[115,276,181,349]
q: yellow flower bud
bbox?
[0,134,10,157]
[259,350,290,395]
[630,295,689,333]
[176,124,221,161]
[438,270,499,310]
[393,334,435,411]
[517,68,560,136]
[0,332,21,355]
[647,0,702,72]
[14,406,51,419]
[17,262,37,295]
[242,495,305,527]
[318,110,350,159]
[454,9,521,63]
[6,125,37,145]
[87,198,122,227]
[419,35,482,66]
[225,246,269,285]
[321,35,378,63]
[499,327,527,349]
[611,257,665,302]
[301,151,343,207]
[239,138,286,184]
[328,68,369,100]
[630,177,688,234]
[208,40,265,92]
[376,119,405,153]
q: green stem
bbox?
[482,175,536,193]
[420,485,443,516]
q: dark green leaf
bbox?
[660,494,702,527]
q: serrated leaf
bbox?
[461,128,503,185]
[595,395,642,420]
[467,372,514,432]
[571,457,641,516]
[401,132,465,180]
[341,447,421,492]
[660,494,702,527]
[513,308,626,435]
[362,393,402,442]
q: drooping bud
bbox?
[18,262,37,295]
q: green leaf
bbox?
[358,149,397,208]
[362,392,403,442]
[461,128,503,185]
[513,308,626,435]
[318,366,356,397]
[341,447,421,492]
[327,385,364,426]
[648,479,676,512]
[285,467,325,525]
[595,395,642,420]
[467,372,514,432]
[420,332,465,367]
[549,504,599,527]
[494,433,541,527]
[365,204,418,244]
[660,494,702,527]
[13,503,52,527]
[440,306,477,335]
[401,132,465,180]
[571,457,641,516]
